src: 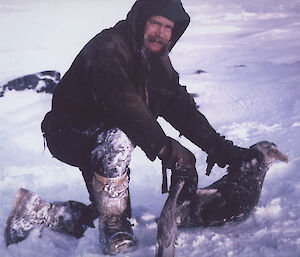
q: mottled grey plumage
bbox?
[178,141,288,227]
[156,180,186,257]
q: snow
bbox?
[0,0,299,256]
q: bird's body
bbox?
[178,141,288,227]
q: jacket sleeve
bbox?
[81,39,167,161]
[161,83,254,172]
[160,82,221,153]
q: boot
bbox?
[5,188,95,246]
[92,172,137,255]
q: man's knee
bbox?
[90,128,134,178]
[44,130,91,168]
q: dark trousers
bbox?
[43,124,134,203]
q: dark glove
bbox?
[158,137,198,200]
[205,135,260,176]
[158,137,196,171]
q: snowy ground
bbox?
[1,0,300,256]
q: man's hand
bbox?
[158,137,198,201]
[158,137,196,170]
[205,138,262,176]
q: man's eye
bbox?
[150,19,160,25]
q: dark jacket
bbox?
[42,0,221,161]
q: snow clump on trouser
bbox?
[90,128,134,178]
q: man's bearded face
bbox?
[144,16,174,53]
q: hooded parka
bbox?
[42,0,221,162]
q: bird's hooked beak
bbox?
[272,149,288,163]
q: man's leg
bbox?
[5,188,95,246]
[44,124,138,254]
[89,128,137,255]
[6,124,136,252]
[5,125,104,245]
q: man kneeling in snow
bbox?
[7,0,257,255]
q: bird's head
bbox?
[250,141,288,168]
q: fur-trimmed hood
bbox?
[124,0,190,51]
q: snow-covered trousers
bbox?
[43,124,134,178]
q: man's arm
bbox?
[160,85,217,151]
[160,84,255,174]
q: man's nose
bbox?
[155,26,163,36]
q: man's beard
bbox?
[142,34,171,59]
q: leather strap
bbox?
[94,172,128,186]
